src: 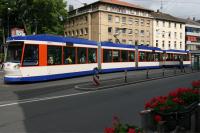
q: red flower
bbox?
[128,128,136,133]
[104,127,115,133]
[154,115,162,123]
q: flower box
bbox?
[142,88,200,132]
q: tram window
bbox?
[146,52,153,61]
[113,50,120,62]
[167,53,173,61]
[103,49,112,62]
[129,51,135,62]
[47,46,62,65]
[78,47,87,64]
[88,48,97,63]
[64,47,75,64]
[174,54,180,61]
[121,50,128,62]
[6,42,23,63]
[155,53,160,61]
[139,52,146,61]
[23,45,39,66]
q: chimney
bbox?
[83,3,87,6]
[193,17,196,21]
[69,5,74,12]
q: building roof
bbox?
[178,18,200,26]
[7,34,97,46]
[98,0,153,11]
[151,11,185,23]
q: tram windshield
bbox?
[6,42,23,63]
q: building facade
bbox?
[65,0,153,45]
[151,11,185,50]
[183,19,200,51]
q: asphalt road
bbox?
[0,71,199,132]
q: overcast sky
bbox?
[68,0,200,20]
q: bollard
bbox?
[124,69,127,83]
[162,68,165,77]
[174,67,176,75]
[146,68,149,79]
[93,67,100,86]
[195,103,200,132]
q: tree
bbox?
[0,0,68,40]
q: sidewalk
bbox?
[75,67,199,91]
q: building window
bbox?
[162,31,165,38]
[163,21,165,27]
[135,29,139,35]
[122,39,126,44]
[108,39,112,42]
[180,42,182,49]
[128,40,133,44]
[140,30,145,36]
[180,33,182,39]
[141,19,144,25]
[76,30,79,36]
[146,20,150,26]
[115,28,120,34]
[80,29,84,35]
[115,39,120,43]
[168,41,171,48]
[115,16,120,23]
[174,41,177,48]
[156,40,158,47]
[174,23,176,28]
[146,41,150,45]
[85,16,88,22]
[85,28,88,34]
[174,32,177,39]
[128,18,133,25]
[128,29,133,35]
[135,18,139,25]
[168,32,171,38]
[146,30,150,37]
[180,24,182,29]
[122,28,126,34]
[122,17,126,24]
[169,22,171,28]
[162,41,165,48]
[141,40,145,45]
[108,27,112,34]
[156,20,159,26]
[108,15,112,22]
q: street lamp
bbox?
[7,7,11,37]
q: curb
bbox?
[75,71,200,91]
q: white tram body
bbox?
[137,45,163,69]
[3,35,98,83]
[100,42,136,72]
[3,35,191,83]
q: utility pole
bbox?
[160,0,163,12]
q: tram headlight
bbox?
[14,64,20,69]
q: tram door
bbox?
[193,55,200,70]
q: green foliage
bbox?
[0,0,68,39]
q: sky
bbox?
[68,0,200,20]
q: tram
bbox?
[3,34,190,83]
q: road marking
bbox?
[0,91,92,108]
